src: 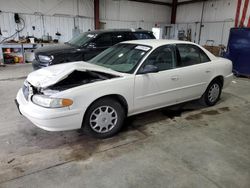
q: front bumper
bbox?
[16,89,84,131]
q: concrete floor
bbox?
[0,64,250,188]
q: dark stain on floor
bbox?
[65,140,98,161]
[185,110,220,120]
[185,113,203,120]
[19,128,93,150]
[161,108,194,119]
[201,110,220,116]
[218,107,230,112]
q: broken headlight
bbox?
[38,55,53,63]
[32,95,73,108]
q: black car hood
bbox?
[35,44,77,55]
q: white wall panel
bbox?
[175,0,237,47]
[176,3,203,23]
[202,0,236,22]
[100,0,171,30]
[102,20,158,31]
[0,0,93,17]
[78,17,94,32]
[176,0,236,23]
[43,16,74,42]
[77,0,94,18]
[0,0,170,42]
[100,0,120,21]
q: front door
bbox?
[133,45,182,112]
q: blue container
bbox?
[225,28,250,76]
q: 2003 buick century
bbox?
[16,40,233,138]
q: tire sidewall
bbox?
[204,80,222,106]
[83,98,125,138]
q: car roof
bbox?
[85,29,153,34]
[122,39,217,60]
[122,39,196,48]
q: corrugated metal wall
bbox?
[100,0,171,30]
[0,0,237,46]
[175,0,236,46]
[0,0,170,42]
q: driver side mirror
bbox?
[138,64,159,74]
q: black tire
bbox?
[82,97,125,139]
[200,79,222,106]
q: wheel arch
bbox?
[81,94,129,128]
[210,75,224,87]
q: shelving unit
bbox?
[0,43,43,64]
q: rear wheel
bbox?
[200,80,222,106]
[83,98,125,138]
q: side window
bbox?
[176,44,210,67]
[140,45,176,72]
[112,33,126,45]
[95,33,112,47]
[200,49,210,63]
[133,32,152,39]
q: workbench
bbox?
[0,43,51,64]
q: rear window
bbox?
[133,32,154,39]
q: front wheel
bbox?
[83,98,125,138]
[200,80,222,106]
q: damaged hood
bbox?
[27,61,124,88]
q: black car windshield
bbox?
[89,43,151,73]
[67,33,97,47]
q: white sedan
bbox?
[16,40,233,138]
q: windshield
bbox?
[89,43,151,73]
[67,33,97,47]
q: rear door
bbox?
[175,44,212,101]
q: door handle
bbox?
[171,76,179,81]
[205,70,211,73]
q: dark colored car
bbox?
[32,29,155,70]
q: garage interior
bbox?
[0,0,250,187]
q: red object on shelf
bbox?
[4,48,11,53]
